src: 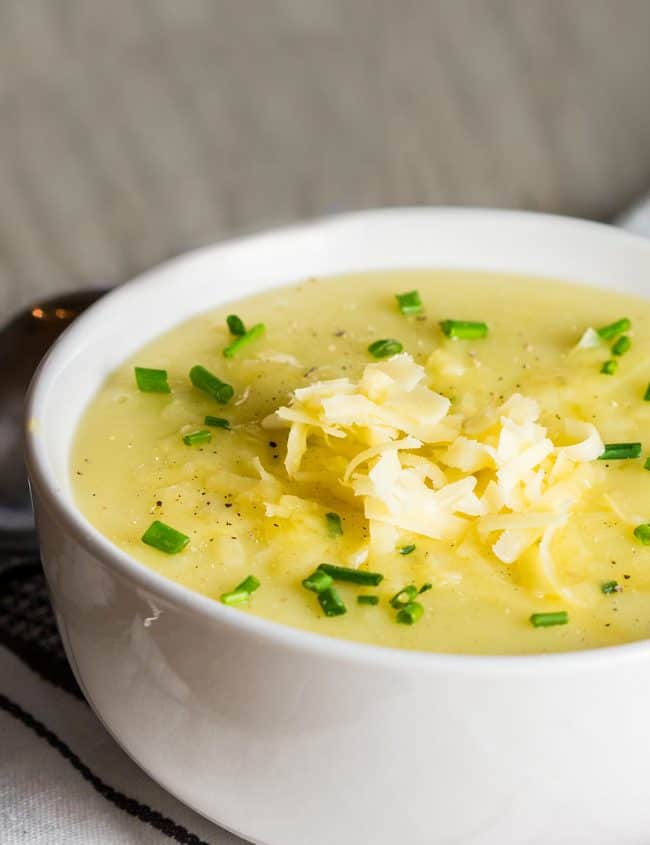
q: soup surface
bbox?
[72,270,650,654]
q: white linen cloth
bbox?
[2,199,650,844]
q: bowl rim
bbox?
[25,206,650,673]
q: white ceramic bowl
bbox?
[25,209,650,845]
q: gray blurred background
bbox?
[2,0,650,315]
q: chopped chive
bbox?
[227,314,246,336]
[357,595,380,606]
[182,429,212,446]
[418,582,433,595]
[237,575,260,594]
[220,574,261,606]
[368,338,403,358]
[318,586,347,617]
[597,317,631,340]
[390,585,418,609]
[318,563,384,586]
[395,290,423,315]
[633,523,650,545]
[204,415,230,429]
[644,383,650,401]
[530,611,569,628]
[601,580,621,595]
[134,366,170,394]
[302,569,334,593]
[396,601,424,625]
[440,320,488,340]
[599,442,642,461]
[141,520,189,554]
[223,323,265,358]
[399,544,416,555]
[189,365,234,405]
[612,335,631,356]
[325,512,343,537]
[221,590,249,606]
[600,359,618,375]
[644,457,650,471]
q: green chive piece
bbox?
[599,442,642,461]
[357,595,380,606]
[396,601,424,625]
[612,335,631,356]
[318,586,347,617]
[237,575,260,594]
[318,563,384,586]
[418,582,433,595]
[597,317,631,340]
[600,359,618,375]
[399,544,416,555]
[530,611,569,628]
[644,383,650,402]
[440,320,488,340]
[601,580,621,595]
[644,457,650,471]
[221,590,249,606]
[302,569,334,593]
[227,314,246,336]
[204,415,230,429]
[325,512,343,537]
[223,323,266,358]
[368,338,403,358]
[220,574,261,606]
[134,367,170,394]
[390,585,419,609]
[189,365,234,405]
[141,520,189,554]
[633,523,650,545]
[182,429,212,446]
[395,290,423,315]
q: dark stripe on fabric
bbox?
[0,558,82,698]
[0,692,213,845]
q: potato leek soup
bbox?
[72,269,650,654]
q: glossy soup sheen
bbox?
[72,270,650,654]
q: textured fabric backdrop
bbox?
[1,0,650,314]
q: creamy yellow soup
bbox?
[72,270,650,654]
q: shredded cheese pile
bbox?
[262,353,604,569]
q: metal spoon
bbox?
[0,288,107,553]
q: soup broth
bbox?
[72,270,650,654]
